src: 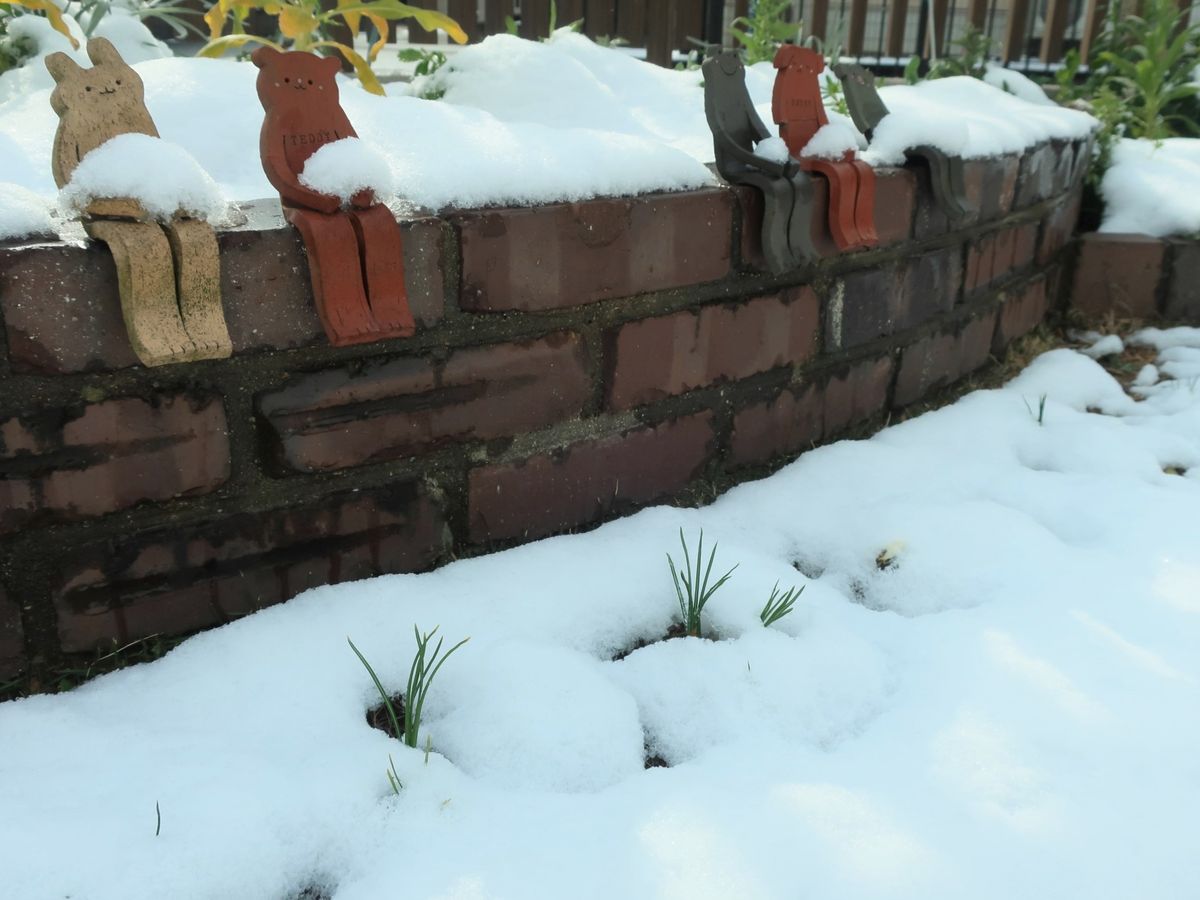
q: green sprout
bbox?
[760,582,804,627]
[348,625,469,749]
[667,528,738,638]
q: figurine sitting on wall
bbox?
[702,49,817,274]
[833,62,972,223]
[252,47,414,347]
[45,38,231,367]
[772,45,878,251]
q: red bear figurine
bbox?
[771,45,878,251]
[253,47,414,346]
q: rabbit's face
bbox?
[45,38,145,117]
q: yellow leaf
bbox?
[310,39,384,95]
[1,0,80,49]
[197,33,284,58]
[277,4,319,41]
[365,11,389,62]
[332,1,467,44]
[335,0,362,41]
[204,0,266,39]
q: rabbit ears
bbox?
[44,38,129,83]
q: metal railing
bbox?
[402,0,1196,71]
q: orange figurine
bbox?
[771,45,878,251]
[253,47,413,347]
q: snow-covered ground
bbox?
[0,23,1094,239]
[2,332,1199,900]
[1101,137,1200,237]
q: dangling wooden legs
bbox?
[163,218,232,360]
[287,205,414,347]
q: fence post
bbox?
[1002,0,1031,61]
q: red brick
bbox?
[259,332,591,472]
[963,155,1020,222]
[894,309,999,406]
[0,587,23,679]
[1072,233,1166,319]
[828,263,909,350]
[606,288,819,410]
[1166,241,1200,322]
[1038,187,1083,264]
[730,381,823,466]
[54,482,446,653]
[0,394,229,533]
[991,227,1018,282]
[468,412,715,542]
[994,278,1049,353]
[1012,222,1039,271]
[823,355,895,434]
[1015,142,1058,208]
[457,189,732,312]
[965,236,993,293]
[904,246,963,319]
[873,168,917,246]
[0,219,444,374]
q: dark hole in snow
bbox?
[366,694,407,738]
[291,885,333,900]
[1163,465,1188,476]
[610,623,688,661]
[793,558,824,580]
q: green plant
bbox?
[155,801,161,837]
[760,582,804,627]
[667,529,738,638]
[386,754,403,794]
[925,25,994,80]
[398,45,447,97]
[823,76,849,117]
[348,626,468,749]
[200,0,466,95]
[729,0,801,66]
[1095,0,1200,140]
[1023,393,1048,425]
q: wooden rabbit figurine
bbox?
[44,38,231,367]
[252,47,414,347]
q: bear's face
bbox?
[253,48,342,110]
[45,38,146,117]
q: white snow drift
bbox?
[2,334,1199,899]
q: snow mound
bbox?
[299,137,395,204]
[1004,349,1135,415]
[982,64,1056,106]
[0,182,55,240]
[755,135,790,164]
[800,122,860,160]
[862,76,1096,166]
[58,132,225,222]
[1100,138,1200,237]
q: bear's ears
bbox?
[251,46,282,69]
[44,52,84,84]
[86,37,126,67]
[251,46,342,76]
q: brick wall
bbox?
[1071,232,1200,322]
[0,138,1089,685]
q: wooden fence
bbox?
[404,0,1196,69]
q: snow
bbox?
[1100,138,1200,237]
[0,29,1096,240]
[300,137,396,204]
[1081,334,1125,359]
[58,132,226,223]
[754,135,790,164]
[0,182,56,240]
[0,9,169,104]
[982,64,1057,107]
[859,76,1096,167]
[3,336,1200,899]
[800,122,861,160]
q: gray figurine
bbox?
[703,49,816,273]
[833,62,972,223]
